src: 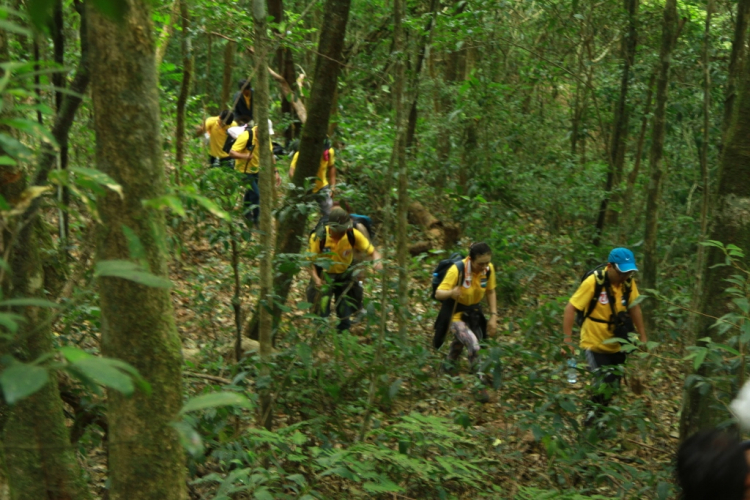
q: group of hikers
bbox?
[198,79,650,415]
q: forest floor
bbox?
[139,207,684,499]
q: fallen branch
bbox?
[268,66,307,123]
[184,372,233,385]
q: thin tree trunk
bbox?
[268,0,299,142]
[33,40,43,125]
[604,0,638,227]
[155,0,180,69]
[52,0,70,241]
[680,1,750,437]
[722,0,750,137]
[220,41,235,109]
[244,0,352,340]
[687,0,714,343]
[206,33,212,105]
[88,0,186,497]
[393,0,408,338]
[253,0,275,431]
[174,0,192,183]
[640,0,678,321]
[405,0,438,154]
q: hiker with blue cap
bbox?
[562,248,648,423]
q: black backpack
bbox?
[431,253,465,300]
[222,125,253,154]
[575,264,633,328]
[350,214,374,243]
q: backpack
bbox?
[350,214,374,243]
[575,264,633,328]
[431,253,466,300]
[310,219,356,253]
[222,124,253,154]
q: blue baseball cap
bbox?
[608,247,638,273]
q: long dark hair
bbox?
[469,242,491,260]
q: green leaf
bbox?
[0,156,16,166]
[121,225,147,262]
[253,488,275,500]
[89,0,128,22]
[0,361,48,404]
[143,195,186,217]
[693,348,708,371]
[0,312,25,333]
[26,0,55,31]
[95,260,172,288]
[171,421,204,457]
[0,19,31,37]
[60,347,145,395]
[0,298,59,308]
[70,167,123,198]
[186,194,230,221]
[180,392,252,414]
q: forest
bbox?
[2,0,750,497]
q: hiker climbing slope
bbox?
[196,110,236,168]
[308,207,382,331]
[289,139,336,219]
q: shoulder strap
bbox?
[455,261,465,288]
[346,228,355,247]
[583,269,607,322]
[623,277,633,306]
[318,228,327,253]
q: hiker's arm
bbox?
[630,304,647,343]
[229,150,250,160]
[309,264,322,288]
[275,168,281,187]
[368,248,382,272]
[289,164,295,178]
[485,289,497,337]
[562,302,577,356]
[435,286,461,301]
[194,122,206,137]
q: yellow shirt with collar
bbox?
[569,274,640,354]
[290,148,335,193]
[205,116,237,159]
[231,126,274,174]
[437,257,497,322]
[309,227,374,274]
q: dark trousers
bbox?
[307,273,361,331]
[243,173,260,224]
[209,156,235,169]
[585,350,626,407]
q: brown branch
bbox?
[184,372,233,385]
[268,66,307,123]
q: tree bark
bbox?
[245,0,352,340]
[722,0,750,137]
[220,40,235,109]
[405,0,438,154]
[680,2,750,437]
[268,0,299,141]
[640,0,678,304]
[174,0,192,182]
[88,0,186,498]
[253,0,274,431]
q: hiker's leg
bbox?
[243,173,260,225]
[586,350,626,405]
[208,155,217,168]
[317,187,333,221]
[333,279,353,331]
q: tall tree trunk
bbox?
[604,0,638,227]
[155,0,180,69]
[268,0,299,142]
[687,0,714,343]
[52,0,70,241]
[220,40,235,109]
[722,0,750,137]
[680,2,750,438]
[88,0,186,498]
[253,0,274,431]
[393,0,408,338]
[1,6,91,498]
[174,0,192,183]
[245,0,352,340]
[640,0,678,307]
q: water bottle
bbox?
[566,358,577,385]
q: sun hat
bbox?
[328,207,352,232]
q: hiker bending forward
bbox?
[435,243,498,380]
[308,207,381,331]
[562,247,647,414]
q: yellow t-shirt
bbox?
[569,274,640,354]
[205,116,237,158]
[309,227,374,274]
[290,148,335,193]
[437,258,497,322]
[231,126,273,174]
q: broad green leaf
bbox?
[70,167,123,198]
[73,357,134,394]
[172,421,204,457]
[0,156,16,166]
[187,194,230,221]
[253,488,275,500]
[693,348,708,371]
[0,19,31,37]
[95,260,172,288]
[0,361,48,404]
[0,298,59,308]
[0,312,25,333]
[25,0,55,31]
[180,392,252,414]
[121,225,147,262]
[143,195,186,217]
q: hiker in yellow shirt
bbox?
[195,110,236,168]
[232,79,253,124]
[289,140,336,218]
[308,207,381,331]
[434,242,497,401]
[562,247,647,423]
[229,120,280,227]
